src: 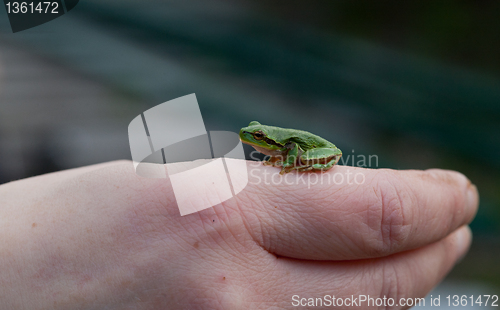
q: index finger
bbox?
[237,165,479,260]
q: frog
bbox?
[239,121,342,174]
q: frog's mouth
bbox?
[250,144,287,156]
[240,131,284,148]
[239,133,286,156]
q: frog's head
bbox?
[239,121,283,151]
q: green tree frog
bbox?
[239,121,342,174]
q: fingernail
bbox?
[456,226,472,263]
[466,184,479,217]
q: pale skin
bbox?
[0,160,478,309]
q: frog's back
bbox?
[265,125,335,150]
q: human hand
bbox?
[0,160,478,309]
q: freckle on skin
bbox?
[194,242,199,249]
[32,223,37,228]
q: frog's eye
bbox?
[253,131,264,140]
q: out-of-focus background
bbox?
[0,0,499,303]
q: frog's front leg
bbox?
[263,156,284,167]
[280,143,302,174]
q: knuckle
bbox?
[378,261,410,307]
[366,172,414,256]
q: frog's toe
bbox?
[313,165,334,171]
[280,166,296,174]
[298,166,314,172]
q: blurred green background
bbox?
[0,0,499,297]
